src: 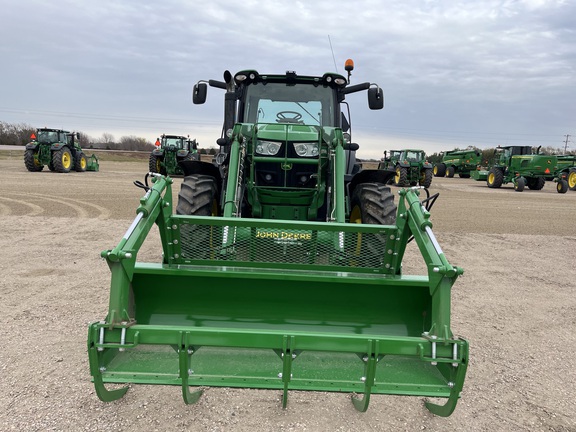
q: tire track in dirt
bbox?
[2,192,111,219]
[0,196,45,216]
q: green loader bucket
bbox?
[86,154,99,171]
[88,176,468,416]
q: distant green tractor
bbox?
[434,149,481,178]
[554,155,576,193]
[24,128,99,173]
[380,149,433,188]
[471,145,561,192]
[149,134,200,175]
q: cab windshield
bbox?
[243,82,335,127]
[37,131,59,144]
[162,137,185,149]
[402,151,423,161]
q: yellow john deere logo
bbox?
[281,162,293,170]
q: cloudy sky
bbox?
[1,0,574,158]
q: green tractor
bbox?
[380,148,433,188]
[471,145,561,192]
[24,128,99,173]
[554,155,576,193]
[88,62,468,415]
[149,134,200,175]
[434,149,481,178]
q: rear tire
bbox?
[446,166,455,178]
[177,175,219,216]
[569,169,576,191]
[487,168,503,188]
[349,183,396,267]
[149,153,165,174]
[527,177,545,190]
[24,150,43,172]
[420,169,433,188]
[75,152,87,172]
[433,163,446,177]
[177,175,220,260]
[53,148,72,173]
[394,166,408,187]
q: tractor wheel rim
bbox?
[488,173,494,184]
[63,153,71,168]
[569,173,576,189]
[81,157,86,169]
[350,206,362,224]
[395,168,400,183]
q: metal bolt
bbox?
[433,267,439,273]
[278,373,283,378]
[362,356,368,362]
[99,367,106,372]
[292,353,297,359]
[172,224,178,230]
[173,239,178,244]
[431,361,438,366]
[125,253,132,259]
[452,363,459,367]
[187,348,194,354]
[174,254,179,259]
[188,369,194,375]
[361,376,366,382]
[448,382,455,388]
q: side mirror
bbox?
[193,83,207,104]
[368,87,384,110]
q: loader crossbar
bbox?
[88,175,468,416]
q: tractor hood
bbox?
[255,124,321,142]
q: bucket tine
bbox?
[179,332,203,405]
[351,341,378,412]
[92,373,129,402]
[424,345,468,417]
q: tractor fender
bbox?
[25,142,38,150]
[177,150,189,157]
[423,162,433,169]
[151,149,163,156]
[348,168,395,198]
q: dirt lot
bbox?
[1,152,575,431]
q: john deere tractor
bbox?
[380,149,433,188]
[24,128,99,173]
[88,62,468,416]
[471,145,560,192]
[434,149,481,178]
[149,134,200,175]
[554,155,576,193]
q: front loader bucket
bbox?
[86,154,99,171]
[88,176,468,416]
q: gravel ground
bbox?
[0,155,575,431]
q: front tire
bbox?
[514,177,525,192]
[446,166,455,178]
[24,150,43,172]
[53,148,72,173]
[557,179,568,194]
[75,152,87,172]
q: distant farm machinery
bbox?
[24,128,99,173]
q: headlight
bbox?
[293,142,319,157]
[256,140,281,156]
